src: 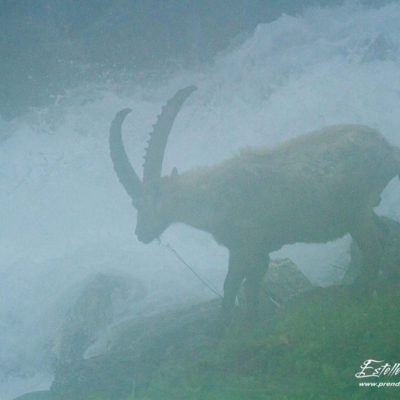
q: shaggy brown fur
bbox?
[110,89,400,324]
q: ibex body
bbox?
[110,87,400,323]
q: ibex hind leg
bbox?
[349,210,385,293]
[366,216,400,284]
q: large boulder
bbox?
[50,300,220,399]
[17,258,311,399]
[52,273,146,366]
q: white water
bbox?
[2,2,400,398]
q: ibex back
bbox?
[110,86,400,324]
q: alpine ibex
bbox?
[110,86,400,323]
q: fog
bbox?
[1,1,400,398]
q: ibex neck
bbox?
[161,173,216,234]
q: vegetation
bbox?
[133,284,400,400]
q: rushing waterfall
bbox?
[1,2,400,398]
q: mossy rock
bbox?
[137,284,400,400]
[40,250,400,400]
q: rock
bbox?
[52,273,146,365]
[47,272,146,399]
[50,300,220,398]
[262,258,313,303]
[50,354,135,400]
[238,257,313,314]
[342,215,400,285]
[46,259,311,399]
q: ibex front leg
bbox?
[221,247,269,324]
[220,251,245,325]
[244,251,269,321]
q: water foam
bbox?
[2,2,400,398]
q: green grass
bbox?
[135,284,400,400]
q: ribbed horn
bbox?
[143,86,197,183]
[109,108,143,206]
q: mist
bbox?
[1,1,400,398]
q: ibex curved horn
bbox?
[142,85,197,183]
[109,86,196,207]
[109,108,143,206]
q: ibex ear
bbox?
[171,167,179,178]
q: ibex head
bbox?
[109,86,196,243]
